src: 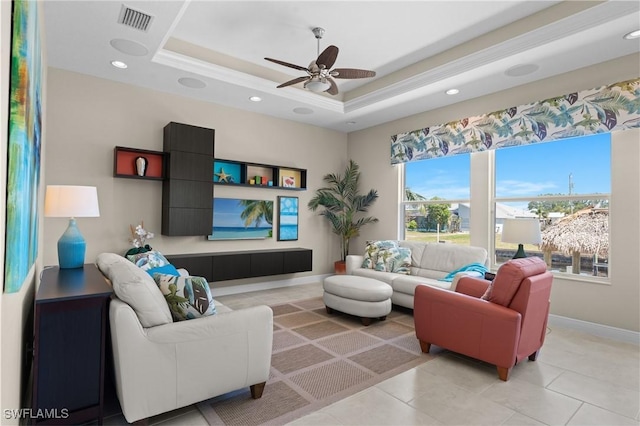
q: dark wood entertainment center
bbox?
[112,122,313,279]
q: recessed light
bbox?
[505,63,539,77]
[293,107,314,115]
[178,77,206,89]
[249,96,262,102]
[623,29,640,40]
[110,60,128,69]
[346,121,356,125]
[445,89,459,95]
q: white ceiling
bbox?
[44,1,640,133]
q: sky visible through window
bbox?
[406,154,470,200]
[405,134,611,204]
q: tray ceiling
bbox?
[44,1,640,132]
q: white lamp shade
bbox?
[44,185,100,218]
[501,218,541,244]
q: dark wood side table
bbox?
[31,264,112,425]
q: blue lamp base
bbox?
[58,218,86,269]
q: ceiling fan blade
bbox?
[316,45,339,69]
[332,68,376,79]
[276,76,310,88]
[265,57,309,72]
[326,77,339,95]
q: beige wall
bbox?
[348,54,640,331]
[44,68,347,288]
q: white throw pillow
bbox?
[96,253,172,327]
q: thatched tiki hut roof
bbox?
[540,207,609,273]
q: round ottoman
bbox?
[323,275,393,325]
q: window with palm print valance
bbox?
[391,78,639,164]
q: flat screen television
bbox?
[208,197,273,240]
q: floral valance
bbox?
[391,78,640,164]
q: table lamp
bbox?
[44,185,100,269]
[501,218,541,259]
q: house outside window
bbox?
[403,154,470,245]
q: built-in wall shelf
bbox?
[214,158,306,191]
[166,248,312,282]
[114,146,164,180]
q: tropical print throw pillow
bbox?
[126,250,170,271]
[361,240,398,269]
[153,274,216,321]
[374,247,412,275]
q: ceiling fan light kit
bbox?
[304,76,331,92]
[265,27,376,95]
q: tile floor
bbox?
[104,282,640,426]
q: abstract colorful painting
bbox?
[5,0,43,293]
[277,196,299,241]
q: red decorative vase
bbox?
[334,260,346,275]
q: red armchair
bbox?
[414,257,553,381]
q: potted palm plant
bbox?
[308,160,379,273]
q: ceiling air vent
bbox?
[117,5,154,32]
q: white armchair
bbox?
[97,253,273,423]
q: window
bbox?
[399,134,611,278]
[403,154,470,245]
[494,134,611,278]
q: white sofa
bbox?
[96,253,273,423]
[346,241,488,309]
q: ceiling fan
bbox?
[265,27,376,95]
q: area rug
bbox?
[197,296,434,425]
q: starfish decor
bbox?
[215,168,231,182]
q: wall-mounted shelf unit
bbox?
[162,122,215,236]
[114,146,164,180]
[166,248,312,282]
[214,158,306,191]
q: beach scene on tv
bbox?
[209,198,273,240]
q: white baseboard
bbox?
[211,274,331,297]
[548,314,639,346]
